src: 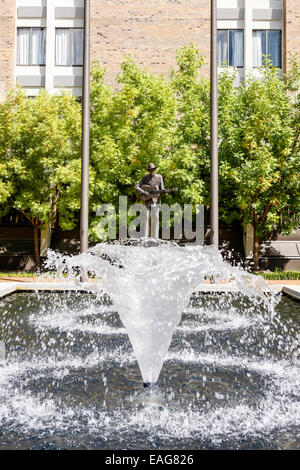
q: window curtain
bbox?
[217,30,228,67]
[56,29,69,65]
[32,28,46,65]
[71,29,83,65]
[253,30,281,67]
[17,28,31,65]
[252,31,266,67]
[268,30,281,67]
[229,30,243,67]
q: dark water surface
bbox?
[0,291,299,450]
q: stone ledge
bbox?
[0,280,299,302]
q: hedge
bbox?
[257,271,300,280]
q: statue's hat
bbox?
[147,163,156,170]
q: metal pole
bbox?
[80,0,90,253]
[210,0,219,247]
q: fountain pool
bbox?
[0,291,298,449]
[0,241,299,449]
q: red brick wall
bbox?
[0,0,15,98]
[284,0,300,72]
[90,0,210,87]
[3,2,299,93]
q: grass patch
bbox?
[0,272,38,278]
[0,271,96,279]
[1,271,299,281]
[256,271,300,280]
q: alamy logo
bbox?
[95,196,204,243]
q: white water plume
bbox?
[44,239,273,385]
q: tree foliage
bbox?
[218,58,300,268]
[161,43,209,206]
[88,44,209,243]
[0,89,82,263]
[89,57,176,208]
[0,46,299,270]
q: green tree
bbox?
[218,59,300,269]
[89,58,177,240]
[0,89,82,265]
[160,43,210,207]
[88,48,211,241]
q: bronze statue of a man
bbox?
[135,163,164,238]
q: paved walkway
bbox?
[0,279,98,298]
[0,278,299,301]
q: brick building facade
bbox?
[90,0,210,85]
[284,0,300,71]
[0,0,299,97]
[0,0,299,269]
[0,0,15,97]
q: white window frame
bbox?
[16,27,46,66]
[252,29,282,69]
[55,28,83,67]
[217,29,244,68]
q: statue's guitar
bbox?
[137,184,178,202]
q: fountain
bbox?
[0,239,298,449]
[46,238,270,388]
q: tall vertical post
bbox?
[244,0,252,78]
[80,0,90,253]
[210,0,219,247]
[45,0,55,93]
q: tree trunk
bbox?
[33,225,41,267]
[252,232,260,271]
[40,223,52,257]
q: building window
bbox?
[56,29,83,66]
[17,28,46,65]
[252,30,282,68]
[217,30,244,67]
